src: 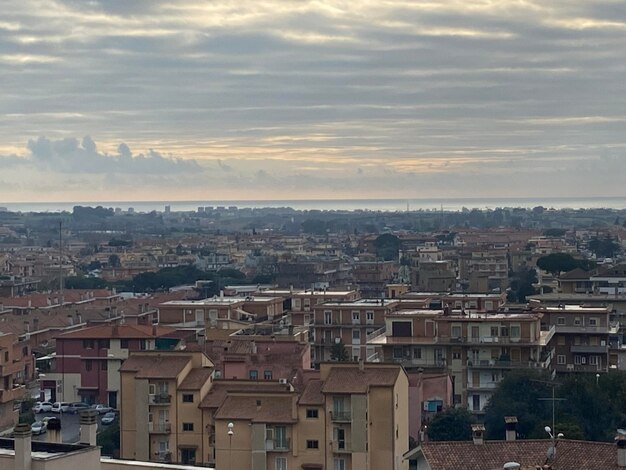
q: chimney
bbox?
[358,359,365,371]
[220,290,224,300]
[46,417,62,443]
[79,409,98,446]
[13,423,32,470]
[251,340,257,354]
[505,416,518,441]
[471,424,485,445]
[617,433,626,467]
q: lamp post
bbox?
[227,422,234,470]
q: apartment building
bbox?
[532,304,618,373]
[0,332,33,431]
[119,350,215,465]
[399,292,507,313]
[459,250,509,293]
[211,362,409,470]
[42,324,179,407]
[312,299,399,365]
[368,309,555,414]
[350,260,398,298]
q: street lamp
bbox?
[596,373,600,386]
[227,422,234,470]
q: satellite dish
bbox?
[546,446,556,461]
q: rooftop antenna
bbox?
[533,379,566,463]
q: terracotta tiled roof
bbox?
[215,395,296,423]
[559,268,591,280]
[179,367,213,390]
[299,380,324,405]
[58,324,176,339]
[119,354,190,379]
[321,366,400,394]
[418,439,620,470]
[199,381,291,409]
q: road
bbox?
[31,411,114,444]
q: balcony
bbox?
[149,393,171,405]
[332,440,351,453]
[331,411,351,422]
[154,451,172,463]
[266,438,290,451]
[466,381,498,391]
[555,325,614,334]
[392,358,446,369]
[570,345,609,354]
[148,422,171,434]
[467,359,550,370]
[0,385,26,403]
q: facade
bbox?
[119,350,215,465]
[0,332,33,431]
[368,309,555,414]
[43,324,179,407]
[312,299,399,365]
[532,304,618,373]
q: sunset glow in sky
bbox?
[1,1,625,202]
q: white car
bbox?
[92,404,112,414]
[31,421,47,435]
[101,412,116,425]
[34,402,53,413]
[51,402,70,413]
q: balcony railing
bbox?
[467,359,550,370]
[466,381,498,391]
[0,385,26,404]
[366,327,386,342]
[331,411,351,422]
[149,393,171,405]
[332,440,351,453]
[148,422,171,433]
[570,345,609,354]
[393,357,446,369]
[266,438,290,451]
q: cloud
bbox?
[23,136,201,174]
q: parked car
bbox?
[51,402,70,413]
[101,412,116,425]
[91,404,112,414]
[34,402,53,413]
[31,421,47,435]
[67,402,90,414]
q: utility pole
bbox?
[59,221,64,303]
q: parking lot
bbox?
[31,411,116,444]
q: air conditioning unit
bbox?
[278,378,288,385]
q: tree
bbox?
[108,254,121,268]
[65,276,107,289]
[507,267,538,303]
[588,235,621,259]
[374,233,401,261]
[330,340,349,362]
[536,253,594,275]
[427,408,474,441]
[543,228,567,237]
[97,421,120,457]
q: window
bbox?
[140,339,147,350]
[589,318,598,326]
[352,329,360,342]
[510,326,520,338]
[452,351,461,360]
[451,325,461,338]
[393,347,403,359]
[120,339,129,348]
[101,361,108,371]
[83,340,95,349]
[334,458,346,470]
[98,339,110,349]
[574,355,581,365]
[182,394,194,403]
[490,326,499,337]
[182,422,194,431]
[352,311,360,324]
[249,370,258,380]
[324,311,332,325]
[413,348,422,359]
[366,311,374,324]
[306,440,319,449]
[306,409,318,418]
[589,356,599,365]
[264,370,272,380]
[276,457,287,470]
[557,317,566,325]
[500,327,509,337]
[557,355,566,365]
[85,360,92,371]
[574,317,582,326]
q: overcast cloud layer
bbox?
[1,0,625,202]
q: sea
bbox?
[1,197,626,213]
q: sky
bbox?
[1,0,626,203]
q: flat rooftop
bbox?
[0,438,95,460]
[160,298,243,306]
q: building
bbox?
[211,362,409,470]
[368,309,555,414]
[43,324,180,407]
[0,332,34,431]
[312,299,399,365]
[119,350,215,465]
[531,304,619,373]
